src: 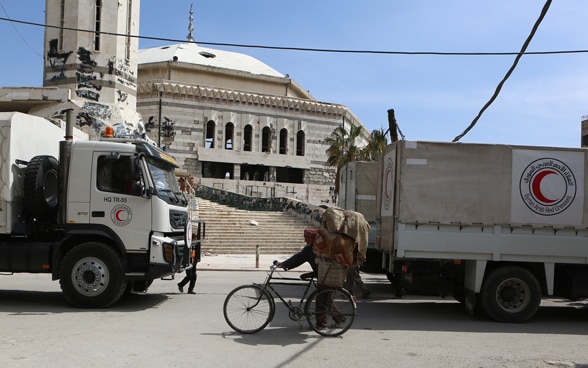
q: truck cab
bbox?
[0,112,191,308]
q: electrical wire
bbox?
[0,14,585,57]
[0,4,42,58]
[452,0,552,142]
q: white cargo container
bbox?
[340,140,588,322]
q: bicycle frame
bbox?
[255,266,316,322]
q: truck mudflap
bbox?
[464,288,476,316]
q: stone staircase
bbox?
[192,197,313,255]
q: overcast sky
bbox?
[1,1,587,148]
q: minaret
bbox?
[42,0,143,138]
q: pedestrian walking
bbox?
[178,239,201,294]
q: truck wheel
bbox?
[59,242,126,308]
[23,155,59,221]
[479,266,541,323]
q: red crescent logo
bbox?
[531,169,557,204]
[385,167,391,199]
[115,209,126,222]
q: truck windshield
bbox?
[146,157,187,206]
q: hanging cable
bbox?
[0,11,583,57]
[452,0,552,142]
[0,3,42,58]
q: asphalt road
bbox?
[1,270,588,368]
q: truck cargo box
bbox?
[380,140,587,228]
[338,161,379,223]
[0,112,64,234]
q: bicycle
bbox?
[223,261,356,337]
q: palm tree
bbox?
[324,125,363,193]
[362,128,388,162]
[325,125,390,194]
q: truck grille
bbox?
[170,210,188,230]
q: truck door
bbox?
[90,152,152,252]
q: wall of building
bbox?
[136,80,360,205]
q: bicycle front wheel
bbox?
[305,286,356,337]
[223,285,274,334]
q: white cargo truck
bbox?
[0,112,192,308]
[339,140,588,322]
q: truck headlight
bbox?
[163,242,175,264]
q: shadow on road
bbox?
[0,289,169,313]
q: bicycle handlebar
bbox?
[270,260,286,271]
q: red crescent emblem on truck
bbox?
[519,157,576,216]
[382,156,394,213]
[110,205,133,226]
[385,167,391,199]
[531,169,557,204]
[115,209,126,221]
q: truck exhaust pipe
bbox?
[58,109,74,225]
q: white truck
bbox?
[339,140,588,322]
[0,111,192,308]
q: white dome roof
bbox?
[139,43,284,78]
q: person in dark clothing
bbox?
[178,240,201,294]
[344,265,371,299]
[277,228,318,279]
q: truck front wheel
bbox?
[479,266,541,323]
[59,242,127,308]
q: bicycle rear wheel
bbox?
[305,286,356,337]
[223,285,274,334]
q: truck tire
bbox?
[479,266,541,323]
[59,242,127,308]
[23,155,59,221]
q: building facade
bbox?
[136,11,369,205]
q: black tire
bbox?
[23,155,59,221]
[386,272,405,298]
[305,286,356,337]
[223,285,274,334]
[479,266,541,323]
[59,242,126,308]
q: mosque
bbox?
[0,1,370,205]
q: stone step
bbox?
[193,197,312,255]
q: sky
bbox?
[0,1,587,148]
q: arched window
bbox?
[243,124,252,152]
[279,128,288,155]
[225,123,234,150]
[296,130,305,156]
[205,120,215,148]
[262,126,272,153]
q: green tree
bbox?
[324,125,364,193]
[325,125,389,194]
[362,128,388,162]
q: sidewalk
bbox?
[197,252,313,272]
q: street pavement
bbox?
[2,255,588,368]
[198,253,313,272]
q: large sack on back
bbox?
[314,228,357,266]
[322,207,370,259]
